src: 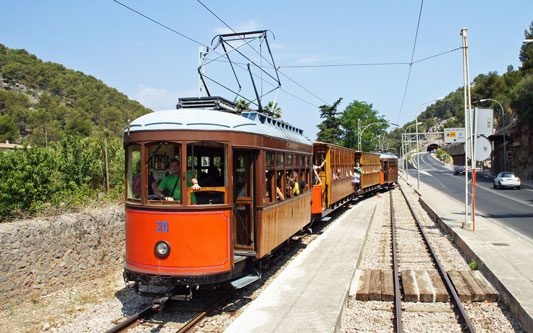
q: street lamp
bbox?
[403,122,422,181]
[479,98,506,172]
[416,97,444,190]
[358,120,399,151]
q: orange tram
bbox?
[123,97,397,298]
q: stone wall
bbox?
[0,206,125,309]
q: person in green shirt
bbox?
[154,160,200,204]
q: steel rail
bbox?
[390,191,403,333]
[106,305,154,333]
[178,290,234,333]
[398,185,475,332]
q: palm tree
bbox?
[235,99,251,113]
[265,101,282,119]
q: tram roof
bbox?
[126,109,312,145]
[380,152,398,159]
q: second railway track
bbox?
[343,182,521,332]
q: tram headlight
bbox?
[154,241,170,258]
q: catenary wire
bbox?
[113,0,207,48]
[396,0,425,123]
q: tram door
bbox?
[233,150,256,251]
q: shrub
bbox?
[0,135,124,221]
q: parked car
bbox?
[493,172,521,189]
[453,165,465,175]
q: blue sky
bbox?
[2,1,532,140]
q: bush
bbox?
[0,135,124,221]
[435,149,451,163]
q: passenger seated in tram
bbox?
[153,160,200,202]
[200,166,222,187]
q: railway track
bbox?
[391,185,474,332]
[343,184,516,332]
[106,290,233,333]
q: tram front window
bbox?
[147,142,181,203]
[188,142,227,205]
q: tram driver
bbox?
[154,159,201,203]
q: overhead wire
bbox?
[113,0,207,48]
[396,0,424,123]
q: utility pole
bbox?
[461,28,475,231]
[358,118,361,151]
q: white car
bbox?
[493,172,521,189]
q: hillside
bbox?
[0,44,151,146]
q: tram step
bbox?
[234,249,257,257]
[234,255,247,264]
[230,275,260,289]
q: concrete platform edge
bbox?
[335,199,380,332]
[418,196,533,332]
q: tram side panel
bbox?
[330,178,354,204]
[256,193,312,258]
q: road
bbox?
[405,152,533,241]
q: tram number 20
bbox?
[156,221,168,233]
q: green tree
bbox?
[340,100,385,150]
[519,21,533,72]
[0,114,19,141]
[316,98,343,144]
[510,73,533,122]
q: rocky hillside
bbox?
[0,44,151,146]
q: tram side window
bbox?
[265,152,275,204]
[127,144,141,201]
[265,169,274,204]
[276,170,284,201]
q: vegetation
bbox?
[0,44,151,144]
[435,149,451,163]
[0,135,124,221]
[264,101,282,119]
[316,98,343,144]
[340,100,388,151]
[0,45,148,221]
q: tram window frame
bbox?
[146,142,181,204]
[187,142,227,206]
[126,144,141,202]
[264,150,275,204]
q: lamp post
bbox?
[403,122,422,181]
[416,97,444,191]
[479,98,506,172]
[358,121,399,151]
